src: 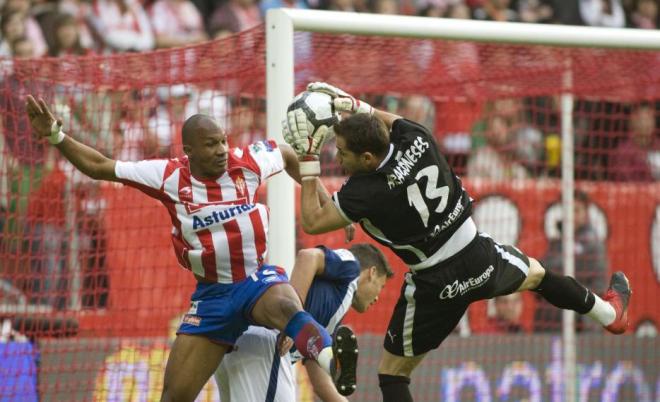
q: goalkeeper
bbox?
[283,82,632,402]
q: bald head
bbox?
[182,114,222,146]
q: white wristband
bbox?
[48,122,66,145]
[354,99,374,115]
[299,160,321,177]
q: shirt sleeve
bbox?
[332,177,372,223]
[319,246,360,283]
[115,159,168,193]
[246,140,284,181]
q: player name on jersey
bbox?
[387,136,431,189]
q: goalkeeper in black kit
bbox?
[282,82,632,402]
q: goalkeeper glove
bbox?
[282,111,330,177]
[306,82,374,116]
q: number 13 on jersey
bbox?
[406,165,449,227]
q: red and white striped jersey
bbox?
[114,140,284,283]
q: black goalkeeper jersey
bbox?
[333,118,473,266]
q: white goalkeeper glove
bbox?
[306,82,374,116]
[282,110,331,177]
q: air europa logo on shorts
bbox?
[439,265,494,300]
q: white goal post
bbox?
[265,9,660,402]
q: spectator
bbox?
[0,10,28,57]
[86,0,154,53]
[227,96,264,148]
[579,0,626,27]
[325,0,355,11]
[446,1,471,18]
[483,293,524,333]
[148,0,207,49]
[629,0,658,29]
[25,164,68,309]
[208,0,261,38]
[48,13,90,57]
[473,0,519,21]
[535,190,609,332]
[545,0,583,24]
[609,103,660,182]
[372,0,400,14]
[11,36,34,58]
[467,98,543,180]
[3,0,48,56]
[58,0,96,49]
[113,90,160,160]
[517,0,554,23]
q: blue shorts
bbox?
[177,265,289,347]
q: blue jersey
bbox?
[290,247,360,363]
[304,246,360,335]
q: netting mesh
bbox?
[0,24,659,401]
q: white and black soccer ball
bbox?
[287,91,339,137]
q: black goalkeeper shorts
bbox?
[384,232,530,357]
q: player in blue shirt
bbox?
[216,243,393,401]
[289,243,393,399]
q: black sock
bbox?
[379,374,413,402]
[534,271,595,314]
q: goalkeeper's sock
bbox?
[586,294,617,326]
[284,311,333,373]
[379,374,413,402]
[533,270,596,314]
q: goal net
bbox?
[0,13,658,401]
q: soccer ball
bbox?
[287,91,339,137]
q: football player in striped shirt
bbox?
[215,243,393,401]
[26,95,357,401]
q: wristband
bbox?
[49,121,66,145]
[354,99,374,115]
[299,160,321,177]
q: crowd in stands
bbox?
[0,0,655,59]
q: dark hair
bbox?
[333,113,389,156]
[349,243,393,278]
[49,13,85,57]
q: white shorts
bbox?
[215,326,295,402]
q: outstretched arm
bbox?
[26,95,118,181]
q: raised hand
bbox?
[26,95,64,144]
[306,82,352,99]
[282,111,310,156]
[306,82,373,115]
